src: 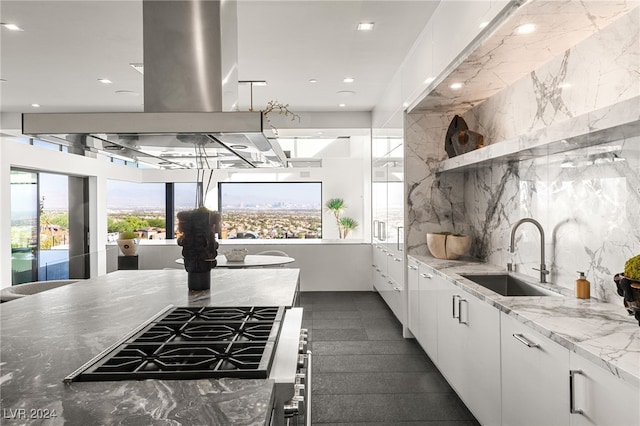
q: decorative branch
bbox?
[261,100,301,137]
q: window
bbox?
[218,182,322,239]
[106,180,166,241]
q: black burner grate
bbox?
[69,306,285,382]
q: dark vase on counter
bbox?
[177,208,221,291]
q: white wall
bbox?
[107,240,372,292]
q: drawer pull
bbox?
[569,370,584,415]
[513,333,540,348]
[420,273,433,279]
[458,299,468,324]
[452,295,460,319]
[409,265,418,270]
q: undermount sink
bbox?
[460,273,561,297]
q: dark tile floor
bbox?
[299,291,480,426]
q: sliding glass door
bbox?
[10,169,86,285]
[10,170,39,284]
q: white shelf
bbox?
[437,96,640,174]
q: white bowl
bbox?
[225,248,248,262]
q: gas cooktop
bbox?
[65,306,285,382]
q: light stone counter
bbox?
[410,255,640,387]
[0,268,300,425]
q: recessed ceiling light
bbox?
[343,77,355,83]
[31,103,41,108]
[402,102,409,108]
[115,90,139,97]
[449,82,463,90]
[357,22,374,31]
[559,83,572,89]
[479,21,489,29]
[129,63,144,75]
[336,90,355,97]
[230,144,248,150]
[515,23,536,35]
[98,78,113,84]
[309,79,318,84]
[339,103,346,108]
[2,23,23,31]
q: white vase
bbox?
[117,239,138,256]
[426,233,471,260]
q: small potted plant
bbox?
[117,231,139,256]
[426,231,471,260]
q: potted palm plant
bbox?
[325,198,358,239]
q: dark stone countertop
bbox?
[0,268,300,425]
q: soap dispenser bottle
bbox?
[576,272,590,299]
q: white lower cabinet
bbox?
[501,312,570,426]
[408,259,639,426]
[407,258,420,336]
[436,276,501,426]
[418,264,438,362]
[372,245,403,322]
[569,353,640,426]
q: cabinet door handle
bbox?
[409,265,418,270]
[393,287,401,292]
[569,370,584,415]
[373,220,379,239]
[458,299,468,324]
[397,226,404,252]
[452,295,460,319]
[387,253,394,257]
[393,257,401,262]
[420,273,433,279]
[512,333,540,348]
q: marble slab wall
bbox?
[407,9,640,301]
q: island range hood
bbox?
[22,0,287,169]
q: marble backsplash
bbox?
[406,7,640,302]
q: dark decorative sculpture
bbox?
[444,115,484,157]
[177,208,221,291]
[445,115,468,158]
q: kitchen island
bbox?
[0,268,300,425]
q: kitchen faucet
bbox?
[507,218,550,283]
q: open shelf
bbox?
[436,96,640,174]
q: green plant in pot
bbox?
[325,198,358,239]
[117,231,139,256]
[177,207,221,291]
[426,231,471,260]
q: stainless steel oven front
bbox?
[269,307,311,426]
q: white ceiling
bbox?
[0,0,440,117]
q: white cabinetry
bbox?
[569,353,640,426]
[372,129,405,325]
[417,263,438,362]
[501,312,570,426]
[436,275,501,426]
[408,258,639,426]
[407,257,420,335]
